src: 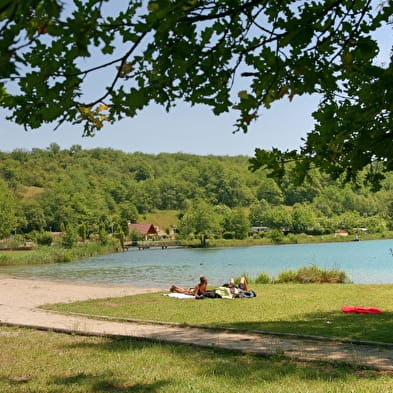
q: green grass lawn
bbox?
[1,326,392,393]
[44,283,393,343]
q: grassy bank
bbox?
[45,283,393,343]
[1,325,392,393]
[0,242,119,266]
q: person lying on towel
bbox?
[170,275,208,297]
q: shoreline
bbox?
[0,275,162,310]
[1,238,393,286]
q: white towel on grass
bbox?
[163,293,195,299]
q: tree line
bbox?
[0,144,392,243]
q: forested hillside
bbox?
[0,144,392,242]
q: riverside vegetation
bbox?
[1,147,393,261]
[1,147,393,242]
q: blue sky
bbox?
[0,93,320,156]
[0,2,391,157]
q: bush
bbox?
[223,232,234,239]
[63,253,72,262]
[62,226,77,248]
[36,232,53,246]
[55,252,72,263]
[296,265,322,283]
[0,255,8,263]
[99,225,109,245]
[255,272,271,284]
[266,230,285,243]
[277,265,350,283]
[287,234,298,244]
[276,269,297,283]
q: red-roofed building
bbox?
[128,223,158,240]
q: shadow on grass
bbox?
[92,380,169,393]
[52,372,170,393]
[59,335,381,385]
[0,327,386,393]
[210,311,393,343]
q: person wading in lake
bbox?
[170,275,208,297]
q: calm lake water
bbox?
[1,239,393,288]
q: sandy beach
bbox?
[0,274,162,327]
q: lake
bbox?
[1,239,393,288]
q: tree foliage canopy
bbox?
[0,0,392,187]
[0,147,392,239]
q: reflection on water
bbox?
[0,240,392,287]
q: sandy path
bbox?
[1,275,393,371]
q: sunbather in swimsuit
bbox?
[170,275,208,297]
[219,276,255,298]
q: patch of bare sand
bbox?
[0,274,164,330]
[0,274,162,309]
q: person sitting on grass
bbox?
[225,276,248,292]
[218,276,256,298]
[170,275,208,297]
